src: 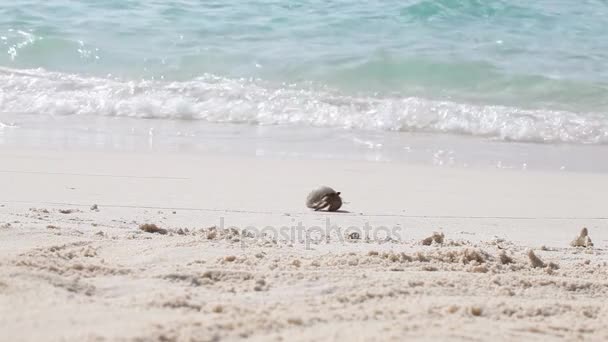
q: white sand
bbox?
[0,146,607,341]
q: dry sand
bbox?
[0,147,607,341]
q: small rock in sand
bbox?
[90,204,98,211]
[447,305,459,314]
[59,209,74,214]
[139,223,168,235]
[469,265,488,273]
[224,255,237,262]
[470,306,483,316]
[253,279,267,291]
[287,318,303,325]
[498,251,514,265]
[527,250,545,268]
[570,227,593,248]
[527,250,555,269]
[421,232,444,245]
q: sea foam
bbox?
[1,67,607,144]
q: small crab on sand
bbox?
[306,186,343,212]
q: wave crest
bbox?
[1,67,607,144]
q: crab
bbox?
[306,186,342,212]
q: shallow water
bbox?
[1,1,608,169]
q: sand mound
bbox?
[421,232,445,245]
[139,223,168,235]
[570,227,594,247]
[1,201,607,341]
[527,250,559,270]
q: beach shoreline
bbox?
[3,0,608,339]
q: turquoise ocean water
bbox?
[1,0,608,151]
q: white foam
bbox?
[1,67,607,144]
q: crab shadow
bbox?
[322,209,351,214]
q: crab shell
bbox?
[306,186,343,212]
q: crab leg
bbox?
[313,197,330,211]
